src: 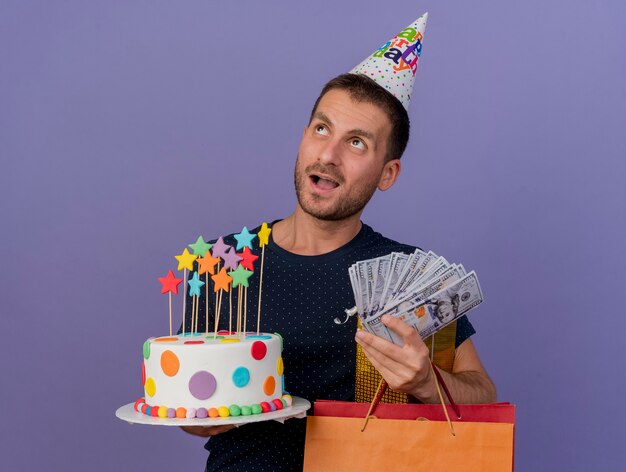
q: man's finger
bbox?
[355,329,405,361]
[356,333,410,374]
[357,341,408,387]
[381,314,425,348]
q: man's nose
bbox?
[318,138,342,165]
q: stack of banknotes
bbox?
[346,249,484,346]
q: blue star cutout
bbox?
[233,226,257,251]
[188,271,205,297]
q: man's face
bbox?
[294,88,395,221]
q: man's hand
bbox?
[355,314,497,404]
[180,425,236,437]
[355,314,439,402]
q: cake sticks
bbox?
[197,249,220,334]
[162,224,270,339]
[257,223,272,335]
[174,248,197,336]
[158,270,183,336]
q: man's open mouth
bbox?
[310,174,340,190]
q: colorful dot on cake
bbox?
[188,371,217,400]
[197,408,208,418]
[145,377,156,397]
[154,337,178,343]
[150,407,159,417]
[176,407,186,418]
[218,406,230,417]
[134,398,144,411]
[160,350,180,377]
[229,405,241,416]
[158,406,168,418]
[263,376,276,396]
[141,404,150,414]
[142,340,151,359]
[260,401,270,413]
[241,406,252,416]
[220,338,240,343]
[232,367,250,388]
[184,340,204,345]
[251,404,262,415]
[246,335,271,340]
[272,399,283,410]
[186,408,197,419]
[217,330,234,335]
[251,341,267,360]
[141,363,146,386]
[208,408,219,418]
[277,357,284,376]
[166,408,176,418]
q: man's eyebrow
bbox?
[313,111,333,126]
[312,112,375,141]
[348,128,375,141]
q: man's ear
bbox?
[378,159,401,191]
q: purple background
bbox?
[2,0,625,470]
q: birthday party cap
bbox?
[349,12,428,110]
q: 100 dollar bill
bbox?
[361,271,484,346]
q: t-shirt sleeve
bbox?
[455,315,476,348]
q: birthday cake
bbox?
[135,331,289,419]
[133,224,292,419]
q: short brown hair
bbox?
[308,73,410,161]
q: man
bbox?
[183,14,495,471]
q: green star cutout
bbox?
[189,235,213,256]
[228,264,254,288]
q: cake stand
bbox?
[115,397,311,426]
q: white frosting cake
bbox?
[135,332,289,418]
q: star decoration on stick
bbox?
[211,267,232,293]
[234,226,257,251]
[158,270,183,295]
[188,236,212,256]
[222,246,243,271]
[237,246,259,271]
[188,272,205,297]
[211,237,230,259]
[258,222,271,247]
[228,264,254,288]
[197,250,221,275]
[175,248,198,271]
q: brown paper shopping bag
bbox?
[304,361,515,471]
[304,409,514,471]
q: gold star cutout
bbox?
[174,248,197,271]
[258,222,272,248]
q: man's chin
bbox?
[298,199,363,222]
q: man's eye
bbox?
[315,125,329,135]
[351,139,365,150]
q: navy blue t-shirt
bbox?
[183,223,475,471]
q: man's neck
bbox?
[272,207,363,256]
